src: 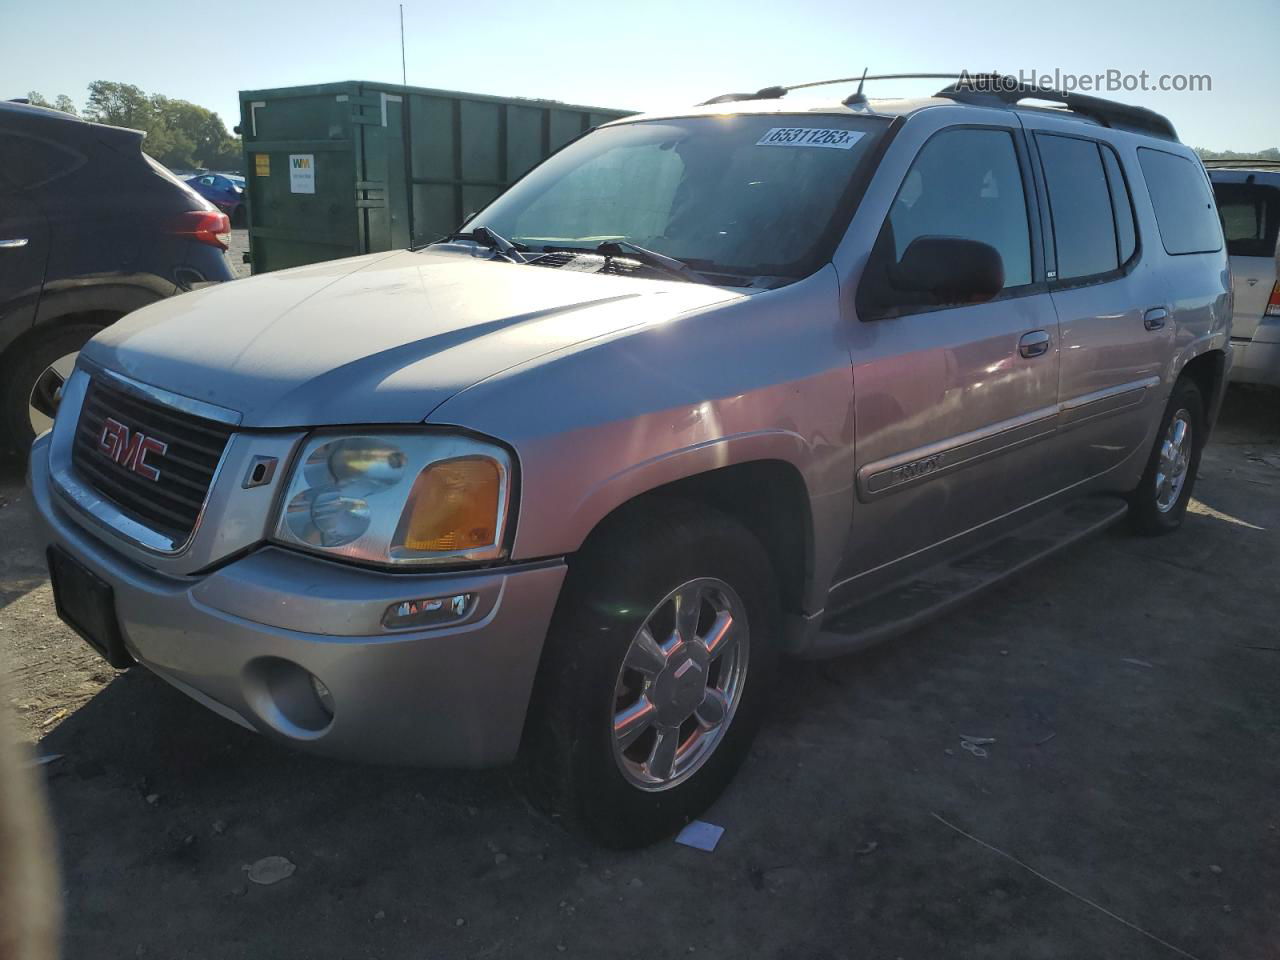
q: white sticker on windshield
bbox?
[755,127,864,150]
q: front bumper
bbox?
[29,434,566,767]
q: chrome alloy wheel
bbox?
[1155,409,1193,513]
[610,578,749,792]
[29,350,78,436]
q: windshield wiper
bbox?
[441,226,527,263]
[594,240,710,284]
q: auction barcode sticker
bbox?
[756,127,865,149]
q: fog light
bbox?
[383,593,475,630]
[311,675,335,717]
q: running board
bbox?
[811,496,1130,657]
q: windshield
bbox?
[466,114,889,279]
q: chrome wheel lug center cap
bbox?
[653,655,705,722]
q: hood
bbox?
[83,250,742,427]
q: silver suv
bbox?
[1207,161,1280,387]
[29,77,1231,847]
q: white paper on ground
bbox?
[675,820,725,852]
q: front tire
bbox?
[520,500,779,848]
[1129,377,1205,535]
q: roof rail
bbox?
[697,72,1179,142]
[698,73,963,106]
[935,75,1179,142]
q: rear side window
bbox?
[0,133,84,190]
[1137,148,1222,255]
[1213,181,1280,258]
[1101,148,1137,264]
[1037,134,1122,281]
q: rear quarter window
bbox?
[1137,148,1222,255]
[1213,181,1280,258]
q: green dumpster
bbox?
[237,81,633,273]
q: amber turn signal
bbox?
[395,457,501,552]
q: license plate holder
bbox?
[46,546,133,669]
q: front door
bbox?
[834,121,1061,595]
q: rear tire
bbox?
[1128,377,1205,535]
[519,499,780,848]
[0,324,103,461]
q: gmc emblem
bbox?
[97,417,167,482]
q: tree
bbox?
[84,81,155,131]
[25,91,78,116]
[82,81,241,172]
[1195,146,1280,161]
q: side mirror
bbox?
[889,236,1004,306]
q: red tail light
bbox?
[1266,280,1280,318]
[170,210,231,250]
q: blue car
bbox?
[185,173,246,226]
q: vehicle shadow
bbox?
[36,664,588,957]
[0,453,48,613]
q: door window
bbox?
[0,133,84,190]
[858,127,1033,318]
[1101,147,1138,265]
[1037,134,1128,281]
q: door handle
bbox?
[0,238,29,249]
[1018,329,1051,358]
[1144,307,1168,331]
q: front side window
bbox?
[1213,181,1280,258]
[466,114,888,279]
[1037,134,1123,281]
[856,126,1032,319]
[885,128,1032,289]
[1138,148,1222,255]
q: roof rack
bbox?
[698,73,962,106]
[934,75,1178,141]
[698,72,1179,142]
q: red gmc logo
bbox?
[97,417,167,482]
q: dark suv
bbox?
[0,100,235,457]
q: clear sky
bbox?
[3,0,1276,152]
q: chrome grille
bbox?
[71,376,235,543]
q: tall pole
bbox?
[400,4,407,85]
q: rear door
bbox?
[1212,175,1280,339]
[0,156,52,337]
[837,119,1061,589]
[1025,122,1167,485]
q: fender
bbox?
[566,428,813,548]
[1168,328,1230,420]
[0,274,177,358]
[510,421,848,618]
[34,273,176,325]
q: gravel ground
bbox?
[227,228,250,279]
[1,387,1278,960]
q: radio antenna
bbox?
[844,68,870,105]
[396,4,407,85]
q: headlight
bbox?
[273,432,513,566]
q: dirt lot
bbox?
[227,228,251,279]
[2,388,1278,960]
